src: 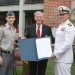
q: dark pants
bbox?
[28,59,48,75]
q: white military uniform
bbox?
[54,19,75,75]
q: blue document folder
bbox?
[18,37,51,61]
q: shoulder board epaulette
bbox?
[61,27,65,31]
[68,23,72,27]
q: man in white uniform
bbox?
[50,6,75,75]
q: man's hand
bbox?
[0,56,3,65]
[21,37,26,39]
[50,53,56,60]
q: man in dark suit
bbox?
[26,11,54,75]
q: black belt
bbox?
[1,50,13,54]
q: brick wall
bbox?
[44,0,71,26]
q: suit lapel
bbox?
[41,25,46,37]
[32,24,36,37]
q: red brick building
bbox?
[44,0,71,26]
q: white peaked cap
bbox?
[58,6,71,14]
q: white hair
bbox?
[34,11,44,17]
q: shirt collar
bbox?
[36,23,42,28]
[65,19,70,23]
[60,19,70,25]
[6,23,14,29]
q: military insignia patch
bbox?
[61,28,65,31]
[59,7,63,11]
[68,23,72,27]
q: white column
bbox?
[19,0,25,37]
